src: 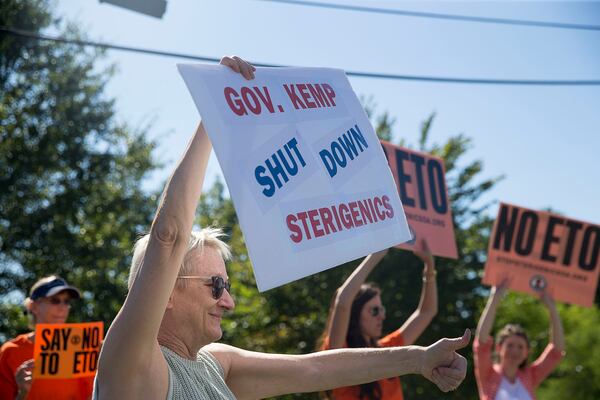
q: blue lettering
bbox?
[349,125,368,151]
[331,142,347,168]
[254,137,307,197]
[255,166,276,197]
[338,132,358,160]
[319,149,337,177]
[318,124,370,178]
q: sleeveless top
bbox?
[92,346,236,400]
[495,377,533,400]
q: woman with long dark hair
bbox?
[319,240,437,400]
[474,278,565,400]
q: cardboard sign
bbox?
[178,64,411,291]
[483,203,600,307]
[381,141,458,259]
[33,322,104,379]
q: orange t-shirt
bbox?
[325,329,405,400]
[0,333,94,400]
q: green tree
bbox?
[0,0,158,341]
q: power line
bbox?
[2,26,600,86]
[258,0,600,32]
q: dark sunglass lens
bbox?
[211,276,225,299]
[371,306,384,316]
[49,298,70,306]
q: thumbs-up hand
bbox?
[421,329,471,392]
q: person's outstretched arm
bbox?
[96,56,255,399]
[475,277,509,344]
[529,288,565,386]
[326,249,388,349]
[208,329,471,400]
[540,289,565,352]
[398,239,438,345]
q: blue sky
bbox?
[53,0,600,224]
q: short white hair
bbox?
[127,227,231,291]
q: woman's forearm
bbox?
[548,304,566,351]
[476,289,502,342]
[336,250,387,304]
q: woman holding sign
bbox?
[0,275,93,400]
[319,240,438,400]
[474,278,565,400]
[94,57,473,400]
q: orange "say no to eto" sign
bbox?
[33,322,104,379]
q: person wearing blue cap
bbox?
[0,275,93,400]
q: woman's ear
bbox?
[25,298,37,317]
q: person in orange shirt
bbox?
[473,278,565,400]
[319,240,438,400]
[0,275,94,400]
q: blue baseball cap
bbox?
[29,277,81,301]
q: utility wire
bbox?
[2,26,600,86]
[258,0,600,32]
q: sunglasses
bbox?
[369,305,386,317]
[178,275,231,300]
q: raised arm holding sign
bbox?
[95,57,471,400]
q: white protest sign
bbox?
[178,64,411,291]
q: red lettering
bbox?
[322,83,336,106]
[374,197,386,220]
[224,87,247,116]
[358,199,374,224]
[349,201,362,227]
[382,195,394,218]
[253,86,275,113]
[339,204,353,229]
[283,84,306,109]
[287,214,302,243]
[319,207,337,235]
[308,209,324,237]
[307,84,327,107]
[297,84,317,108]
[297,212,311,240]
[240,87,261,114]
[286,195,394,244]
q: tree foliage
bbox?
[0,0,158,341]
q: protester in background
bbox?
[474,278,565,400]
[318,241,437,400]
[0,275,93,400]
[94,56,471,400]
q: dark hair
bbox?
[496,324,530,369]
[318,283,383,400]
[349,283,382,400]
